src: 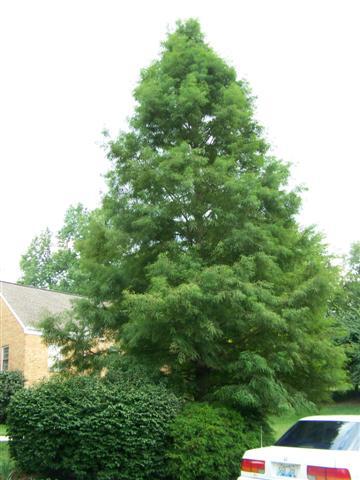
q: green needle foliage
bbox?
[43,19,345,415]
[333,242,360,390]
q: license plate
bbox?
[276,463,297,478]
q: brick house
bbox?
[0,281,77,385]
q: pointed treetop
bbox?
[131,18,266,163]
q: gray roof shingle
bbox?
[0,281,78,332]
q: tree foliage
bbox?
[18,204,90,293]
[42,20,345,415]
[333,242,360,389]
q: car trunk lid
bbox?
[242,446,338,479]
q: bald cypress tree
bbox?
[45,20,345,414]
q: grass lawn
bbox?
[271,401,360,440]
[0,425,9,464]
[0,442,9,462]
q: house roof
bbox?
[0,281,78,334]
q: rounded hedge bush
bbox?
[166,402,272,480]
[7,375,181,480]
[0,370,24,423]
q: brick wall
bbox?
[24,333,50,385]
[0,297,50,385]
[0,297,26,372]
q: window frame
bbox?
[1,345,9,371]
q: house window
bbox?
[1,346,9,371]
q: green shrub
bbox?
[104,354,167,388]
[167,402,273,480]
[0,371,24,423]
[7,375,181,480]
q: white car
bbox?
[239,415,360,480]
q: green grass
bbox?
[0,442,9,462]
[271,401,360,440]
[0,456,14,480]
[0,424,9,465]
[318,402,360,415]
[0,426,10,465]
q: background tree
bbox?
[333,242,360,389]
[18,228,53,289]
[42,19,346,416]
[19,203,90,294]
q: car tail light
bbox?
[241,459,265,474]
[307,465,351,480]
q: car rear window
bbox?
[275,420,360,451]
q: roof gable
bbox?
[0,281,78,334]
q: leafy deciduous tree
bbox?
[19,204,90,294]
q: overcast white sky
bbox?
[0,0,359,282]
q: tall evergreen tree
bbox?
[43,20,345,414]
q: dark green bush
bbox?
[0,370,24,423]
[104,354,167,388]
[7,375,181,480]
[167,402,272,480]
